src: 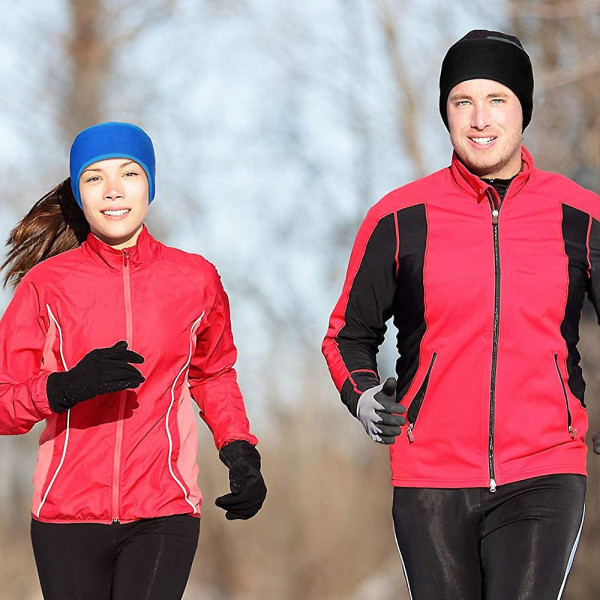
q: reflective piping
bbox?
[393,523,414,600]
[165,312,205,513]
[36,305,70,518]
[556,504,585,600]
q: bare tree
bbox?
[509,0,600,190]
[373,0,426,178]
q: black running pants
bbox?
[31,514,200,600]
[392,474,586,600]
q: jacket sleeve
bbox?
[0,278,54,435]
[322,209,398,416]
[187,264,258,450]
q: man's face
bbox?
[446,79,523,179]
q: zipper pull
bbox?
[491,209,499,225]
[569,426,577,440]
[489,478,497,493]
[406,425,415,443]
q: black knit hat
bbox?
[439,30,534,130]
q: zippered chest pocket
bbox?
[406,352,438,443]
[554,354,577,440]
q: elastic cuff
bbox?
[341,372,380,417]
[32,372,56,417]
[216,432,259,451]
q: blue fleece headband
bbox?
[69,122,156,208]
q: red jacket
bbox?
[0,227,257,523]
[323,148,600,490]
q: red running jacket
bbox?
[0,226,257,523]
[323,147,600,491]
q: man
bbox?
[322,30,600,599]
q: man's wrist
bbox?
[341,374,381,417]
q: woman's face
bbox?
[79,158,149,249]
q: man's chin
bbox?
[458,151,521,179]
[456,153,500,178]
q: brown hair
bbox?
[2,178,90,288]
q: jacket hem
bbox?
[494,463,588,485]
[31,511,202,524]
[391,464,588,488]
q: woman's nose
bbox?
[104,176,124,200]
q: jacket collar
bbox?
[449,145,534,203]
[82,225,161,270]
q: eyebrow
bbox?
[82,160,135,173]
[449,92,511,101]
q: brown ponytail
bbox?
[2,178,90,288]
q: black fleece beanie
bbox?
[439,30,534,131]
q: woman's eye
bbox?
[85,176,100,182]
[124,171,139,177]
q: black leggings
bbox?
[392,474,586,600]
[31,514,200,600]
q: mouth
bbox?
[468,136,497,147]
[101,209,131,217]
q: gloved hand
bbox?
[593,430,600,455]
[46,341,145,413]
[215,440,267,520]
[357,377,406,444]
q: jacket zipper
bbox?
[112,250,133,523]
[487,189,501,493]
[406,352,438,443]
[554,354,577,440]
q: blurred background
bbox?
[0,1,598,598]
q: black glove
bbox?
[356,377,406,444]
[215,440,267,520]
[593,430,600,455]
[46,341,145,413]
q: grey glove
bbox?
[356,377,406,444]
[593,430,600,455]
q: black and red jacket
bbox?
[323,147,600,490]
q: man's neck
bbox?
[481,175,518,202]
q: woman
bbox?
[0,121,266,599]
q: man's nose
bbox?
[471,103,491,131]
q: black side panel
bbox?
[560,204,591,406]
[589,217,600,323]
[393,204,428,400]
